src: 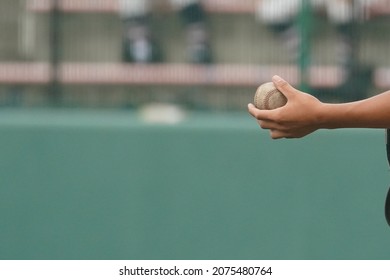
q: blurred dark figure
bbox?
[119,0,213,64]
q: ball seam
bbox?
[264,88,280,110]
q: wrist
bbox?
[316,102,349,130]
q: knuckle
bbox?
[272,111,283,123]
[254,111,263,120]
[278,80,288,88]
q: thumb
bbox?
[272,75,297,99]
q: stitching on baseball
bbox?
[264,88,280,110]
[255,91,261,108]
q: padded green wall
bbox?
[1,110,389,259]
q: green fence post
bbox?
[49,0,62,105]
[298,0,312,92]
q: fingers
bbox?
[272,75,297,99]
[248,102,280,129]
[248,103,286,138]
[247,103,273,120]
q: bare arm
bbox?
[248,75,390,139]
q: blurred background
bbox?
[1,0,390,110]
[1,0,390,260]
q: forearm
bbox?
[319,91,390,129]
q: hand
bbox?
[248,75,324,139]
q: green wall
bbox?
[0,109,389,259]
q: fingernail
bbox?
[273,75,283,83]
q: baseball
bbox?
[254,82,287,110]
